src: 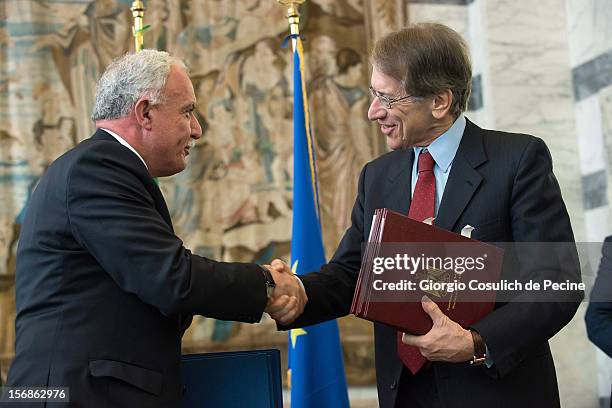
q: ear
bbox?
[431,89,453,120]
[134,97,153,130]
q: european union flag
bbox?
[288,36,350,408]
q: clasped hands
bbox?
[262,261,475,363]
[263,259,307,325]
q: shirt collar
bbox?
[99,128,148,170]
[413,114,465,173]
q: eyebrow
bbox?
[371,86,393,98]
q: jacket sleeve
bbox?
[281,163,369,329]
[471,137,583,377]
[66,143,267,322]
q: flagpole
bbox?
[277,0,305,52]
[276,2,350,404]
[131,0,146,51]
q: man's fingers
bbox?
[266,299,288,315]
[265,261,306,324]
[267,295,296,317]
[277,314,297,325]
[421,295,444,322]
[265,295,290,314]
[272,297,298,323]
[271,258,284,267]
[401,332,422,347]
[270,259,288,272]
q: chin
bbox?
[155,165,186,178]
[176,162,188,173]
[386,137,405,151]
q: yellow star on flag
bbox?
[290,328,307,349]
[288,259,307,349]
[291,260,299,275]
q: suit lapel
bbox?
[435,119,487,232]
[150,184,174,232]
[385,149,414,215]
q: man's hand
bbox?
[264,259,307,325]
[401,296,474,363]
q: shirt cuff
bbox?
[294,275,305,291]
[485,345,494,368]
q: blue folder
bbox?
[181,349,283,408]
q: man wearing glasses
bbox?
[268,23,582,407]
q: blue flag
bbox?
[288,37,350,408]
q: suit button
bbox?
[390,380,397,390]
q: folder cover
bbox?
[351,208,504,335]
[181,349,283,408]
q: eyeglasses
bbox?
[369,86,418,109]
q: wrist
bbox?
[259,266,276,298]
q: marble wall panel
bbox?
[409,0,474,4]
[465,0,491,127]
[407,2,469,36]
[566,0,612,67]
[573,50,612,102]
[599,85,612,231]
[576,95,606,176]
[485,0,584,240]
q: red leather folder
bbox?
[351,208,503,335]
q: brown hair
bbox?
[371,23,472,117]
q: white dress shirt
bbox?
[100,128,148,170]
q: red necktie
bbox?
[397,150,436,374]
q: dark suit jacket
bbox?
[284,119,582,408]
[585,236,612,408]
[586,236,612,358]
[5,130,268,407]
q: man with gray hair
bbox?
[4,50,305,406]
[268,23,582,407]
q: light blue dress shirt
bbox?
[411,114,466,217]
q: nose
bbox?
[191,112,202,139]
[367,97,386,122]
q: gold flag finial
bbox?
[277,0,306,50]
[131,0,146,51]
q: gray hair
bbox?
[91,49,187,121]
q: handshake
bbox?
[263,259,308,325]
